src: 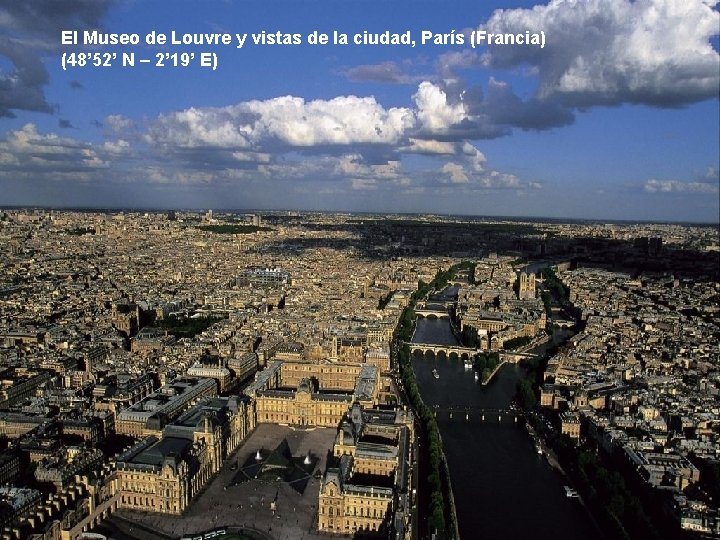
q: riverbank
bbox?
[481,359,507,385]
[393,265,473,539]
[412,324,600,540]
[525,418,609,539]
[396,318,458,536]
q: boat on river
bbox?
[564,486,579,498]
[432,369,439,379]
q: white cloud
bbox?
[105,114,134,132]
[334,154,403,180]
[254,153,411,191]
[143,79,577,179]
[0,82,558,199]
[461,142,487,171]
[413,81,467,133]
[644,179,719,194]
[477,170,521,189]
[144,167,217,185]
[700,166,719,181]
[230,151,271,163]
[436,50,484,78]
[351,178,378,190]
[148,107,253,149]
[401,138,456,155]
[102,139,131,155]
[441,162,469,183]
[148,95,415,151]
[439,143,521,189]
[482,0,720,107]
[0,123,107,174]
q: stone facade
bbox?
[318,405,412,536]
[247,360,380,428]
[114,395,254,514]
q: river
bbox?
[411,315,601,539]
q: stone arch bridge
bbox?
[414,309,451,319]
[407,342,478,360]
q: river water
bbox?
[411,315,601,540]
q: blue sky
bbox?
[0,0,718,222]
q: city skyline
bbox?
[0,208,717,539]
[0,0,719,222]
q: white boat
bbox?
[432,369,439,379]
[564,486,579,498]
[463,358,473,370]
[536,443,543,454]
[474,371,479,382]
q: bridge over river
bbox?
[414,308,451,319]
[414,299,455,319]
[406,341,477,359]
[406,341,539,364]
[431,405,524,424]
[410,289,599,540]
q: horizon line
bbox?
[1,204,718,227]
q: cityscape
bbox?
[0,210,717,540]
[1,0,719,539]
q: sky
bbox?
[0,0,718,222]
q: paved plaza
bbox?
[116,424,338,540]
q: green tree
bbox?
[516,379,536,410]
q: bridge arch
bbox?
[414,309,450,319]
[408,342,477,360]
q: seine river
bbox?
[411,308,601,539]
